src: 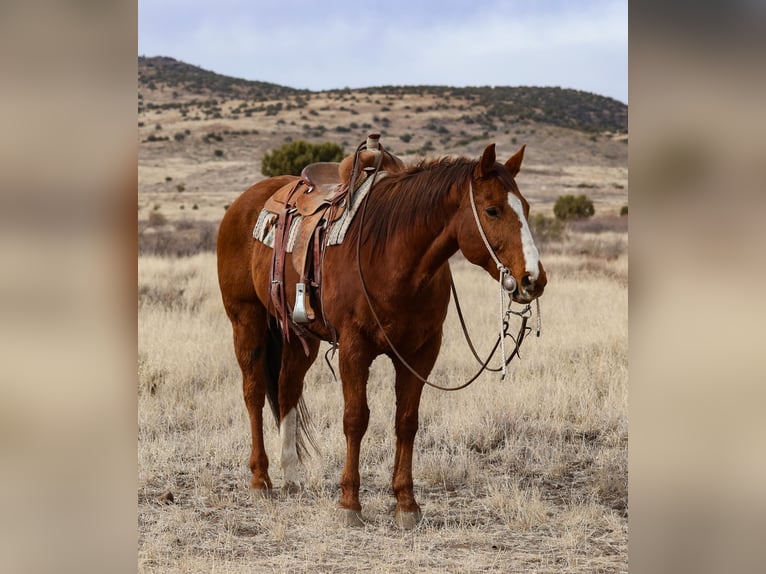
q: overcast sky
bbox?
[138,0,627,103]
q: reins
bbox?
[355,168,538,392]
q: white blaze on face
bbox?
[507,193,540,281]
[279,408,299,485]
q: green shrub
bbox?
[529,213,566,243]
[620,205,628,216]
[261,140,344,176]
[553,194,595,221]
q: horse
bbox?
[216,143,547,529]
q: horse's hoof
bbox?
[281,481,303,495]
[338,508,365,528]
[394,509,422,530]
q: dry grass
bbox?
[138,230,627,572]
[138,68,628,572]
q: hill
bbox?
[139,56,304,102]
[139,56,626,134]
[138,55,628,241]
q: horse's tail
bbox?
[264,316,319,460]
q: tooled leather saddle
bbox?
[265,135,405,351]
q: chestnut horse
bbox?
[217,143,547,529]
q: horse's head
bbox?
[457,143,547,303]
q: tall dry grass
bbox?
[138,237,627,573]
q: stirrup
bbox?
[292,283,315,323]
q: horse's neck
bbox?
[393,180,463,284]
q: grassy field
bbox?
[138,224,627,572]
[137,59,627,572]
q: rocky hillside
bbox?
[139,56,627,134]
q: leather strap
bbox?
[270,181,303,343]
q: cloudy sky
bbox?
[139,0,627,103]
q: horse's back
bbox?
[221,176,297,237]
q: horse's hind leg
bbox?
[227,301,274,492]
[276,336,319,491]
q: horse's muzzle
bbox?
[514,268,547,303]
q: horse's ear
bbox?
[504,144,526,177]
[476,143,497,178]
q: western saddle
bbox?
[266,134,405,348]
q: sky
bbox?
[138,0,627,103]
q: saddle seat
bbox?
[296,162,346,217]
[263,163,346,219]
[301,161,342,189]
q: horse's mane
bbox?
[349,156,477,253]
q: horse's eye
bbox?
[485,207,500,219]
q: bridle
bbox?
[356,170,541,392]
[467,182,542,379]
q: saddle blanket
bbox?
[252,171,387,251]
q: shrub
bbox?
[138,220,217,256]
[568,215,628,234]
[620,205,628,216]
[214,149,224,157]
[529,213,566,243]
[261,140,344,176]
[148,210,167,226]
[553,194,595,221]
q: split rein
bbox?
[356,164,541,392]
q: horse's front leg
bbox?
[337,342,374,527]
[391,334,441,529]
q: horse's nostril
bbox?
[521,274,533,289]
